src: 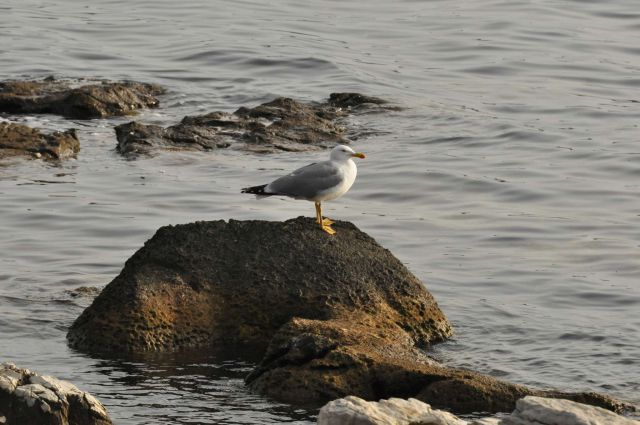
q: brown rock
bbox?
[0,78,164,119]
[247,316,636,415]
[66,217,451,353]
[0,122,79,160]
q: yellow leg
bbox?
[315,202,336,235]
[314,202,322,224]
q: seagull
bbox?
[241,144,366,235]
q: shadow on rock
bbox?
[114,93,394,156]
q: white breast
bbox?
[313,159,357,202]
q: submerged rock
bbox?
[67,217,452,353]
[64,286,101,299]
[0,122,79,160]
[0,78,164,119]
[114,93,390,156]
[0,362,112,425]
[327,92,388,108]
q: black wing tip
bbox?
[241,184,268,195]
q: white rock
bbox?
[501,396,639,425]
[0,364,23,392]
[317,396,467,425]
[14,384,59,407]
[0,362,112,424]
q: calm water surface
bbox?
[1,0,639,423]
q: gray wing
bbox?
[266,160,343,199]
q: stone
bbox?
[0,78,164,119]
[316,396,640,425]
[317,396,466,425]
[67,217,452,353]
[64,286,101,299]
[0,122,79,160]
[65,218,638,415]
[0,362,112,425]
[327,92,388,108]
[499,396,639,425]
[114,93,391,156]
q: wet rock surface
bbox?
[0,122,79,160]
[0,78,164,119]
[115,93,391,156]
[0,362,112,425]
[67,217,452,353]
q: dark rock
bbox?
[328,92,388,108]
[65,286,101,299]
[115,119,231,156]
[114,93,388,156]
[0,78,164,119]
[67,218,451,353]
[0,122,79,160]
[0,362,112,425]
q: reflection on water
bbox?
[1,0,640,423]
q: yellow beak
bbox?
[352,152,366,159]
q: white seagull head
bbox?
[330,144,366,162]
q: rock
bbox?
[246,314,618,413]
[114,93,390,156]
[0,78,164,119]
[245,309,634,413]
[64,286,101,299]
[498,396,639,425]
[67,217,452,353]
[317,396,640,425]
[114,120,231,156]
[0,122,79,160]
[317,396,466,425]
[0,362,112,425]
[327,92,388,108]
[65,218,636,415]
